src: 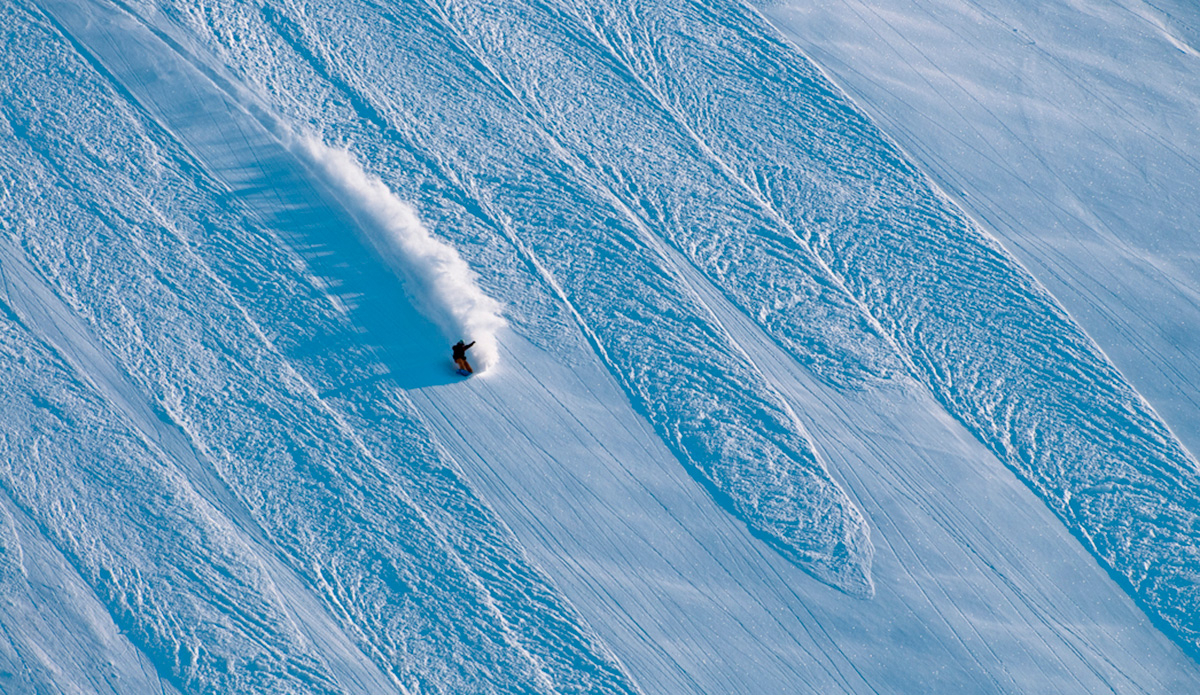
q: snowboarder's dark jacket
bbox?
[453,341,475,360]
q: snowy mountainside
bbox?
[762,0,1200,657]
[0,0,1198,693]
[1,3,635,692]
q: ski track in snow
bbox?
[1,0,1199,692]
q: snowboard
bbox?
[456,368,472,377]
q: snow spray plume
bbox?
[294,136,505,371]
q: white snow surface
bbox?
[0,0,1197,693]
[761,0,1200,458]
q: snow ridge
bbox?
[295,136,506,371]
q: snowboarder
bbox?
[453,340,476,375]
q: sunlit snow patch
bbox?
[294,136,506,371]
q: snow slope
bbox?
[761,0,1200,659]
[0,0,1197,692]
